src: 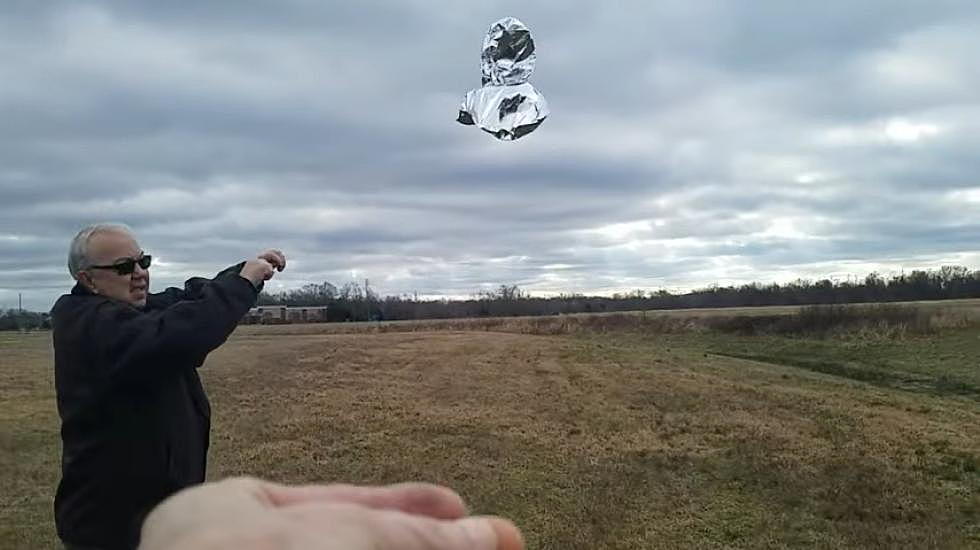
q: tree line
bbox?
[0,309,49,331]
[255,265,980,322]
[4,265,979,330]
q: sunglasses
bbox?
[88,254,152,276]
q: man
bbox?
[51,223,285,550]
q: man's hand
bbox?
[240,250,285,287]
[240,259,275,288]
[258,249,286,272]
[139,477,524,550]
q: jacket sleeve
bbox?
[90,269,258,384]
[146,263,252,310]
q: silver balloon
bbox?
[458,17,549,141]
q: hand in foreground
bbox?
[138,477,524,550]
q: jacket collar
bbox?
[69,281,148,311]
[70,281,95,296]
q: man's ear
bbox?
[78,271,98,293]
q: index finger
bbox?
[262,482,468,520]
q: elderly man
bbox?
[51,223,285,550]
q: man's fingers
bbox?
[268,251,284,270]
[258,249,286,271]
[263,482,468,520]
[486,518,525,550]
[282,504,524,550]
[448,517,524,550]
[380,512,524,550]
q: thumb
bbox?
[384,513,524,550]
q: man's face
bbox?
[80,231,150,307]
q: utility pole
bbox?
[19,292,23,313]
[364,278,370,321]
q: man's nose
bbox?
[133,265,149,278]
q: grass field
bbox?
[2,301,979,548]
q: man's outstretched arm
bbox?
[89,258,279,384]
[147,250,285,309]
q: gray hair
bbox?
[68,223,135,280]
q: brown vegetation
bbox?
[2,302,979,548]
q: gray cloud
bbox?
[1,1,978,311]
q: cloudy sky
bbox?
[2,1,978,310]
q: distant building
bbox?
[244,305,328,324]
[244,306,285,324]
[286,306,329,323]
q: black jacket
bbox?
[51,264,258,550]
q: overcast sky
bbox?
[2,1,978,310]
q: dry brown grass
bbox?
[207,329,980,548]
[0,332,60,549]
[2,303,979,548]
